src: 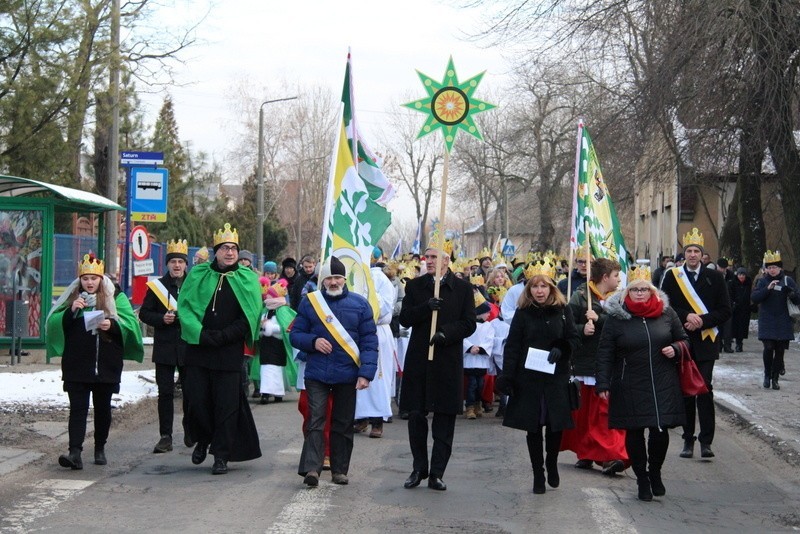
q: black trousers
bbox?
[682,359,715,445]
[184,366,240,461]
[407,411,456,478]
[66,382,117,451]
[155,362,188,438]
[299,379,357,476]
[762,339,789,377]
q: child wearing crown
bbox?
[257,279,298,404]
[46,254,144,470]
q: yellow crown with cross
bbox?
[627,265,651,284]
[525,258,557,281]
[428,228,453,256]
[764,250,782,264]
[166,239,188,255]
[78,253,104,276]
[213,223,239,247]
[683,227,704,249]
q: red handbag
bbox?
[676,340,709,396]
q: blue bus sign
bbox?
[130,167,169,222]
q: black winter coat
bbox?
[568,284,608,377]
[184,263,252,372]
[595,292,688,430]
[399,271,477,415]
[660,266,731,362]
[501,303,580,432]
[728,276,752,340]
[138,273,186,366]
[752,272,800,341]
[60,292,124,389]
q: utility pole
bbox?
[256,96,297,271]
[105,0,120,273]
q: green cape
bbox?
[248,305,299,389]
[177,262,263,345]
[46,292,144,363]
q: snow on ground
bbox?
[0,370,157,412]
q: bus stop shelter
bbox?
[0,175,123,353]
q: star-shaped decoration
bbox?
[403,56,496,153]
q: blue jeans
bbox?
[465,374,484,405]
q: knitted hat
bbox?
[319,256,346,281]
[263,261,277,273]
[282,257,297,269]
[238,250,254,264]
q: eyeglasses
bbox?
[219,245,237,252]
[629,287,651,294]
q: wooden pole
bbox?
[585,219,592,311]
[428,149,450,361]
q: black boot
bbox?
[545,429,561,488]
[679,437,694,458]
[94,448,107,465]
[647,430,669,497]
[764,375,771,388]
[772,373,780,390]
[632,463,652,501]
[58,448,83,470]
[735,341,743,352]
[527,430,546,494]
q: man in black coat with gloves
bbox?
[139,239,193,454]
[660,228,731,460]
[399,241,476,491]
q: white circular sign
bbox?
[130,226,150,260]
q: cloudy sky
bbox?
[138,0,512,163]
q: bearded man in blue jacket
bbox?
[291,255,378,487]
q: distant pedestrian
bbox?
[728,267,753,352]
[750,251,800,390]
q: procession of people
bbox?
[42,222,797,503]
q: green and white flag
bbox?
[570,123,629,282]
[342,51,395,206]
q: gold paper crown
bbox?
[764,250,782,264]
[474,289,487,308]
[451,258,466,272]
[478,247,493,260]
[525,258,557,280]
[194,246,209,260]
[468,258,480,268]
[627,265,651,283]
[574,242,592,259]
[78,253,104,276]
[213,223,239,247]
[683,227,704,248]
[167,239,188,255]
[470,274,485,286]
[428,228,453,256]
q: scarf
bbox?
[588,281,615,302]
[624,293,664,318]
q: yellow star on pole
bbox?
[403,56,496,152]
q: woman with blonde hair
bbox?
[596,267,687,501]
[46,254,143,469]
[496,261,580,494]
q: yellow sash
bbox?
[306,291,361,367]
[668,267,718,342]
[146,279,177,311]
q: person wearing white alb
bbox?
[501,279,526,322]
[354,248,397,438]
[462,297,494,419]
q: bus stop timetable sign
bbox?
[130,167,169,222]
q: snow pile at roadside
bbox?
[0,369,157,412]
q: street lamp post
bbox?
[461,215,476,258]
[256,96,297,271]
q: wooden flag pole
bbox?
[428,149,450,361]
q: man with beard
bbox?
[291,256,378,486]
[399,239,476,491]
[178,224,263,475]
[660,228,731,460]
[140,239,192,453]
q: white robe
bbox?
[355,267,397,419]
[463,321,494,370]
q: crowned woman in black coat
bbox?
[596,268,688,502]
[496,260,580,495]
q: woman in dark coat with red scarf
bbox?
[596,270,688,502]
[496,262,580,495]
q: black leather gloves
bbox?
[547,347,562,364]
[427,297,444,311]
[429,331,447,346]
[200,330,225,347]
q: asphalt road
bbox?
[1,393,799,533]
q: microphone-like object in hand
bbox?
[74,291,92,318]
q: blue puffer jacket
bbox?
[290,286,378,384]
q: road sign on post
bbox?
[130,225,150,260]
[130,168,169,222]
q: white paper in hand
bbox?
[83,310,105,332]
[524,347,556,374]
